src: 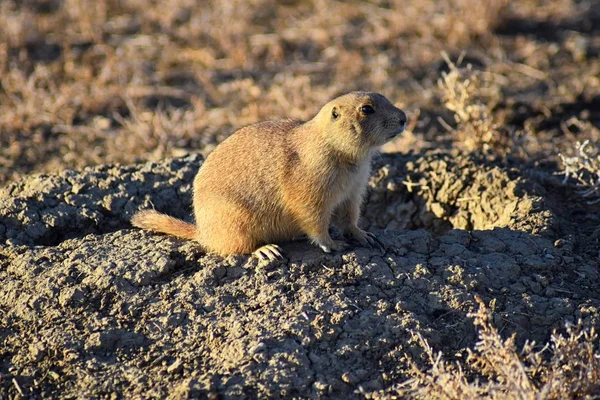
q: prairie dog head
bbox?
[315,91,407,159]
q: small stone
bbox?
[226,266,245,279]
[341,371,358,384]
[167,359,183,374]
[249,342,266,355]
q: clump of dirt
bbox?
[1,154,598,398]
[365,152,556,236]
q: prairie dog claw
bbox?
[253,244,285,261]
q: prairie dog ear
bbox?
[331,106,340,121]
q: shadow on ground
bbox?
[0,152,598,398]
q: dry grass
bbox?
[0,0,530,185]
[399,297,600,399]
[436,53,519,154]
[560,140,600,204]
[437,53,501,151]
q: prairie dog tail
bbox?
[131,210,197,240]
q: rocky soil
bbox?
[1,152,598,398]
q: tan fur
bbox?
[132,91,407,256]
[131,210,197,240]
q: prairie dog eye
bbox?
[361,105,375,115]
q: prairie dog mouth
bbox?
[386,123,406,139]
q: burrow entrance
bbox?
[363,152,556,237]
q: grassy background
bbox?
[1,0,599,187]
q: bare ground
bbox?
[1,152,599,398]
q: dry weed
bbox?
[0,0,596,186]
[399,296,600,399]
[437,53,515,154]
[0,0,517,186]
[559,140,600,204]
[114,97,208,160]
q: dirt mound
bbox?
[1,153,598,398]
[0,155,201,247]
[365,152,557,236]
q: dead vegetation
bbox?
[436,52,509,153]
[560,140,600,204]
[400,297,600,399]
[2,0,595,185]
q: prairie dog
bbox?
[132,92,407,260]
